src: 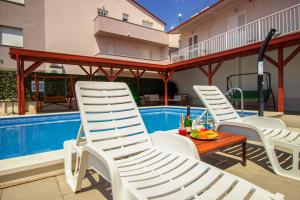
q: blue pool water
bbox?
[0,107,253,160]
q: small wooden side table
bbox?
[187,132,247,166]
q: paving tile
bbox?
[56,175,73,195]
[63,183,111,200]
[56,170,106,196]
[1,177,62,200]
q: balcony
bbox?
[171,4,300,63]
[94,15,169,46]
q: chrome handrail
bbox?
[224,87,244,117]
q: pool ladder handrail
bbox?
[224,87,244,117]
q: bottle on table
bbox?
[184,106,192,133]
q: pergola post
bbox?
[16,55,21,115]
[265,46,300,112]
[208,64,212,85]
[70,74,74,110]
[35,73,39,113]
[129,69,145,95]
[158,71,174,106]
[17,57,26,115]
[277,47,284,112]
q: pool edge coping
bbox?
[0,106,281,177]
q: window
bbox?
[98,7,108,16]
[122,13,129,22]
[0,26,23,47]
[142,20,153,28]
[188,34,198,46]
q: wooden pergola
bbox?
[9,31,300,115]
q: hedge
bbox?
[0,71,178,104]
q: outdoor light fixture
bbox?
[257,28,276,116]
[178,13,182,24]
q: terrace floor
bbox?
[1,129,300,200]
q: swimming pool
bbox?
[0,107,253,160]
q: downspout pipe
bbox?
[257,28,276,116]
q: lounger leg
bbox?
[64,140,87,192]
[263,140,300,181]
[242,141,247,166]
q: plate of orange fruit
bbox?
[190,127,219,140]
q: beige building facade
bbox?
[0,0,173,77]
[169,0,300,113]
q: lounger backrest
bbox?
[193,85,242,123]
[75,81,152,159]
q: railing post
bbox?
[258,20,261,41]
[225,32,228,50]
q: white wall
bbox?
[171,46,300,112]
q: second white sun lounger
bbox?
[64,81,284,200]
[194,85,300,181]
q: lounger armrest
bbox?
[82,144,124,199]
[242,116,287,130]
[216,121,263,141]
[151,129,200,160]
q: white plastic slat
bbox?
[106,142,151,159]
[87,117,141,131]
[81,96,132,105]
[206,99,229,105]
[193,85,243,124]
[249,189,276,200]
[222,180,254,200]
[120,153,179,177]
[211,104,232,110]
[97,134,150,150]
[116,149,159,165]
[144,166,219,200]
[117,149,162,168]
[194,174,236,199]
[85,110,138,122]
[78,81,127,90]
[128,158,200,189]
[119,151,172,172]
[89,125,146,141]
[80,89,129,97]
[218,113,240,121]
[263,129,282,138]
[123,155,189,182]
[83,103,136,113]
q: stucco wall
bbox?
[171,46,300,112]
[180,0,299,49]
[0,0,45,71]
[97,0,165,31]
[96,36,168,60]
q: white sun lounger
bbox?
[64,81,284,200]
[194,85,300,181]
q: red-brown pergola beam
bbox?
[264,55,278,68]
[283,45,300,67]
[199,61,223,85]
[24,60,43,78]
[78,65,90,76]
[110,68,123,81]
[98,67,123,81]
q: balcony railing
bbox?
[171,4,300,63]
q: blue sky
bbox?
[137,0,219,31]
